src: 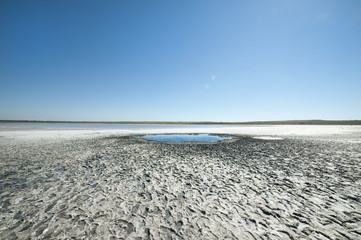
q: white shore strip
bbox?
[0,125,361,142]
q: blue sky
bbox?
[1,0,360,121]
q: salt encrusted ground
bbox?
[0,126,360,239]
[1,125,361,142]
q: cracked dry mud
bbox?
[0,135,361,239]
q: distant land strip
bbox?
[1,120,361,125]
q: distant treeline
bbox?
[1,120,361,125]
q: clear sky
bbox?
[1,0,360,122]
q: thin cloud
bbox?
[317,13,329,22]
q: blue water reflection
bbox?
[138,134,232,143]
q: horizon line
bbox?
[1,119,361,125]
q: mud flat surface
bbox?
[1,134,361,239]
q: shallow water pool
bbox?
[137,134,232,143]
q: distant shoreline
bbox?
[0,120,360,125]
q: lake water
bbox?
[137,134,232,143]
[0,123,241,130]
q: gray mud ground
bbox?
[0,135,361,239]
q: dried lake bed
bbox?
[0,126,361,239]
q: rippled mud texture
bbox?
[0,135,361,239]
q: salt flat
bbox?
[0,126,360,239]
[1,125,361,142]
